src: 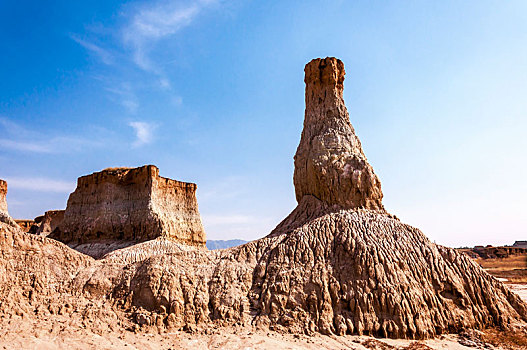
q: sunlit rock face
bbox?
[0,180,17,227]
[294,57,384,211]
[49,165,206,247]
[0,180,7,215]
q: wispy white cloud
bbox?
[122,0,218,74]
[70,34,114,65]
[159,78,171,90]
[0,139,54,153]
[4,177,74,193]
[70,0,216,110]
[129,121,156,147]
[0,117,106,154]
[105,82,139,113]
[171,95,183,106]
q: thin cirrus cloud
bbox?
[70,34,114,65]
[4,177,75,193]
[70,0,208,112]
[129,121,156,147]
[122,0,218,72]
[0,139,55,154]
[0,117,107,154]
[0,136,100,154]
[104,83,139,113]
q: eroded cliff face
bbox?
[35,210,64,236]
[49,165,206,248]
[294,58,384,211]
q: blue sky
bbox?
[1,0,526,247]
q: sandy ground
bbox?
[509,283,527,302]
[0,325,494,350]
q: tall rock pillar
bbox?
[293,57,384,210]
[293,57,384,211]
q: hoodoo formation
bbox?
[49,165,206,249]
[294,58,384,211]
[110,57,527,338]
[244,57,527,337]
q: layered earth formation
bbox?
[1,58,526,345]
[35,210,64,236]
[49,165,206,250]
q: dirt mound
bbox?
[102,58,527,339]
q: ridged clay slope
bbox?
[108,58,527,339]
[49,165,206,251]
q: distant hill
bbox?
[206,239,248,250]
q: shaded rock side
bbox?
[50,165,206,247]
[0,221,93,319]
[294,57,384,211]
[35,210,64,236]
[15,219,35,232]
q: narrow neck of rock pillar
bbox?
[304,57,346,125]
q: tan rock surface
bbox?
[15,219,35,232]
[0,180,7,214]
[294,57,384,211]
[35,210,64,236]
[0,179,17,227]
[49,165,206,251]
